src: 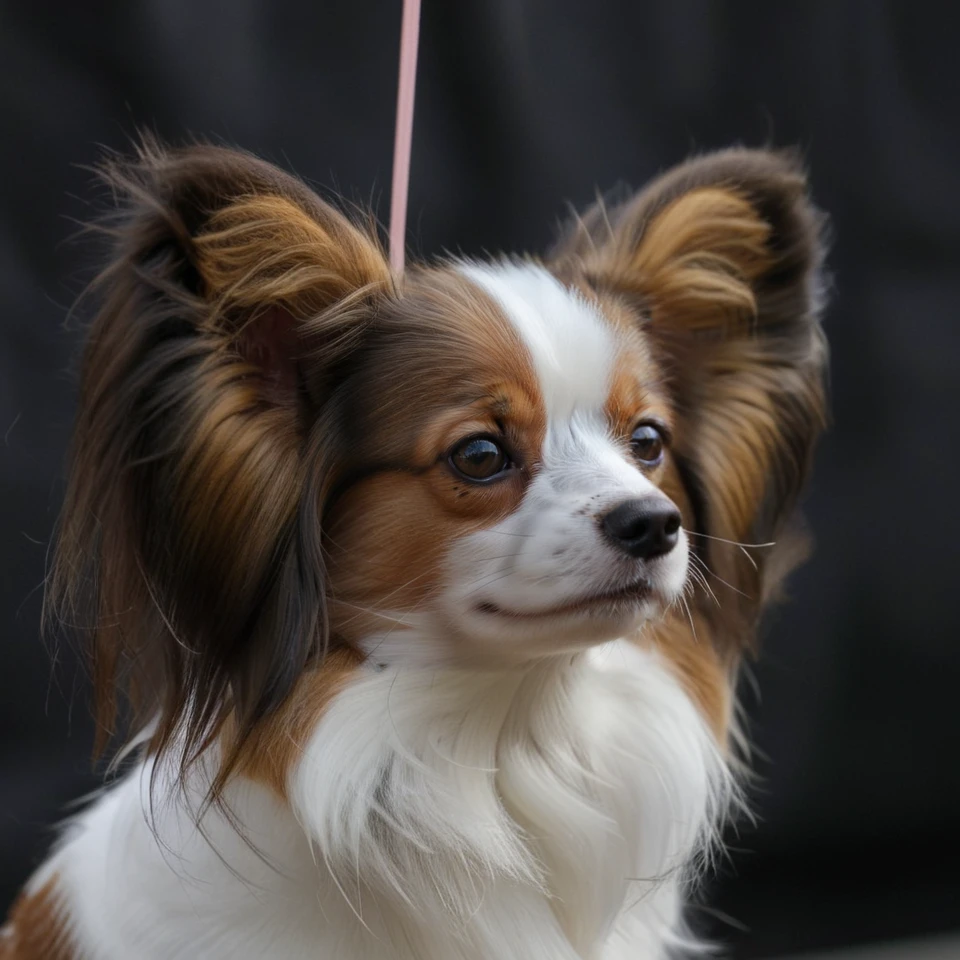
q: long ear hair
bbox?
[46,138,392,786]
[553,148,829,651]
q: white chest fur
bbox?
[50,641,730,960]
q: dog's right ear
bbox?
[49,139,392,778]
[551,149,827,647]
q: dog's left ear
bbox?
[49,141,393,778]
[553,149,828,628]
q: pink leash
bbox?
[389,0,422,274]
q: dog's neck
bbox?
[287,639,730,956]
[48,639,729,960]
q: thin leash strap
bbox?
[389,0,422,273]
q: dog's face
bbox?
[325,263,691,664]
[51,142,826,768]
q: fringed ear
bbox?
[553,149,828,644]
[48,139,392,783]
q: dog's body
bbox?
[1,143,827,959]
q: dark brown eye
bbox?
[631,423,665,466]
[449,436,510,482]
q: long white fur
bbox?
[19,264,733,958]
[37,642,729,959]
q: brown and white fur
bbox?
[2,141,827,959]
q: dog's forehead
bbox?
[355,263,628,442]
[348,262,659,469]
[458,262,616,420]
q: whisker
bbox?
[480,529,535,539]
[362,580,448,658]
[683,529,775,549]
[365,608,421,657]
[687,559,720,608]
[679,594,698,643]
[331,571,436,627]
[692,554,754,601]
[459,570,523,600]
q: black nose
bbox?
[601,498,682,560]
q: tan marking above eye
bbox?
[603,340,673,445]
[410,383,545,483]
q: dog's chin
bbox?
[447,580,676,664]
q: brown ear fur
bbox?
[554,149,829,651]
[47,138,391,785]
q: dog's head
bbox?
[50,140,826,780]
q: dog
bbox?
[1,140,827,959]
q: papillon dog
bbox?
[1,140,827,959]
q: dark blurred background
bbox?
[1,2,957,957]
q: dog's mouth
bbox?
[474,576,654,620]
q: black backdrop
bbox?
[1,3,958,956]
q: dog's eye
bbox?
[631,423,665,466]
[449,436,510,482]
